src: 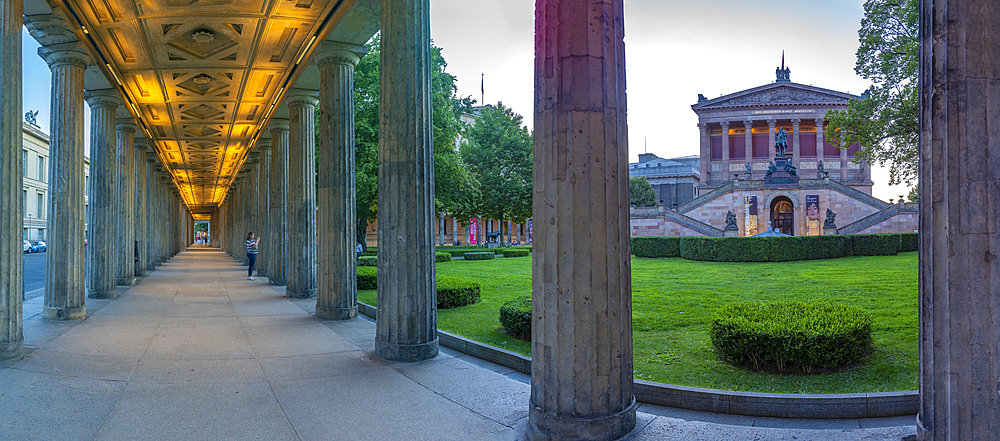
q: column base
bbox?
[0,340,24,361]
[286,288,316,299]
[117,277,136,286]
[316,305,357,321]
[528,398,637,441]
[88,289,118,300]
[256,269,268,277]
[43,305,86,321]
[269,277,287,286]
[375,338,439,362]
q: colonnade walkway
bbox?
[1,249,916,440]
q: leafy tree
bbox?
[907,185,918,203]
[629,177,656,207]
[347,35,478,247]
[824,0,918,186]
[460,103,533,237]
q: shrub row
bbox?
[355,268,481,309]
[501,249,529,258]
[631,233,914,262]
[710,301,873,373]
[436,252,453,262]
[358,256,377,267]
[464,251,496,261]
[499,296,532,340]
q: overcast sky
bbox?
[21,0,911,201]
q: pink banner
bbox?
[469,218,478,245]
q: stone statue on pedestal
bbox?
[824,209,837,228]
[725,211,737,228]
[775,127,788,156]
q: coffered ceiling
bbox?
[43,0,373,214]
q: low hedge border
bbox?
[358,256,377,267]
[436,252,453,262]
[464,251,495,261]
[436,275,481,309]
[632,233,914,262]
[710,301,873,373]
[501,249,529,258]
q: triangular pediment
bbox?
[692,82,859,111]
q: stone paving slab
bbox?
[0,249,918,441]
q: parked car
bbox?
[30,241,46,253]
[23,240,31,253]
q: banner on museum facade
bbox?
[744,196,758,236]
[806,194,820,236]
[469,218,478,245]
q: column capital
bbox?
[791,118,801,127]
[84,90,122,109]
[697,122,708,132]
[256,139,272,151]
[314,41,367,69]
[743,120,754,129]
[134,138,152,151]
[720,121,730,130]
[284,89,320,108]
[247,152,260,164]
[116,122,138,134]
[815,117,825,126]
[268,119,290,133]
[766,118,777,128]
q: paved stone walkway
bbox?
[0,249,917,440]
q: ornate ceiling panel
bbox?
[61,0,353,213]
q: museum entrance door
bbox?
[770,197,794,235]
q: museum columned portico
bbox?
[0,0,998,440]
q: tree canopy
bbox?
[629,177,656,207]
[824,0,918,186]
[460,103,533,229]
[348,35,478,245]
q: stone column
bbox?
[375,0,438,362]
[146,158,157,271]
[720,121,730,182]
[451,217,457,245]
[316,43,364,320]
[133,139,149,276]
[767,118,777,163]
[918,0,1000,438]
[815,117,825,167]
[840,139,848,181]
[0,0,23,359]
[116,122,137,285]
[84,91,121,299]
[159,173,169,264]
[286,91,319,298]
[530,0,636,439]
[791,118,801,168]
[247,153,260,259]
[268,121,289,286]
[698,122,709,184]
[743,120,753,176]
[255,141,271,277]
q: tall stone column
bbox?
[159,173,169,264]
[815,118,825,167]
[720,121,730,182]
[27,14,92,319]
[530,0,636,439]
[315,43,364,320]
[133,140,149,276]
[743,120,753,176]
[255,141,271,276]
[247,154,260,260]
[268,121,289,286]
[767,118,777,163]
[791,119,801,168]
[116,122,136,285]
[286,91,319,298]
[146,158,158,270]
[697,122,709,185]
[0,0,23,360]
[918,0,1000,438]
[840,139,848,181]
[84,91,121,299]
[376,0,438,362]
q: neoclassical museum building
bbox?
[630,66,918,238]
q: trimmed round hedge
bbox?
[499,296,532,340]
[358,256,377,267]
[501,249,529,258]
[464,251,495,261]
[710,301,873,373]
[357,266,377,290]
[436,275,480,309]
[436,252,453,262]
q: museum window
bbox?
[22,149,26,177]
[36,193,43,219]
[38,155,45,182]
[22,190,26,216]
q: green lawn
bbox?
[358,252,918,394]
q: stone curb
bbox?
[356,301,917,419]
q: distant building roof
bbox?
[629,153,699,179]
